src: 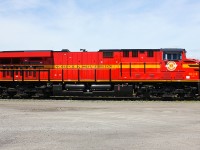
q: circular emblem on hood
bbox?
[166,61,177,71]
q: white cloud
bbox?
[0,0,199,59]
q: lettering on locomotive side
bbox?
[55,65,62,69]
[189,72,198,76]
[54,63,161,69]
[54,65,113,69]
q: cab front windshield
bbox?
[163,52,182,60]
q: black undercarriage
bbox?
[0,82,199,100]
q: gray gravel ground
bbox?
[0,100,200,150]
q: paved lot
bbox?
[0,100,200,150]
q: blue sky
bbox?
[0,0,200,58]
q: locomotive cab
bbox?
[161,48,185,73]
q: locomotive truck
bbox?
[0,48,199,99]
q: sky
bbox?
[0,0,200,58]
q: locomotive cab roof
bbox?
[161,48,186,52]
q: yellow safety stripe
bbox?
[182,64,199,68]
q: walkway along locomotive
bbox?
[0,48,199,99]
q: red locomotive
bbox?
[0,48,199,99]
